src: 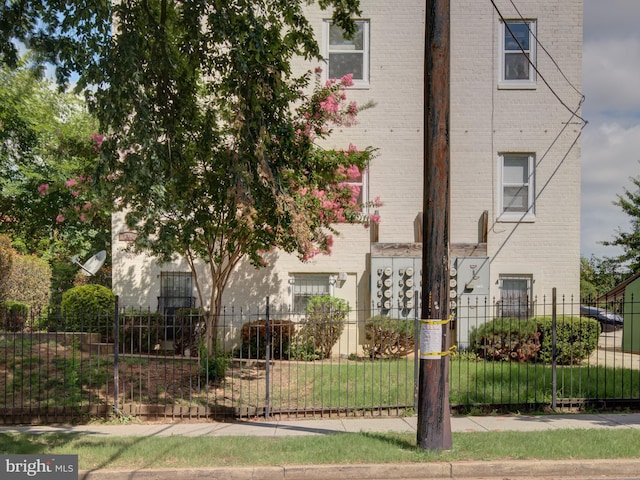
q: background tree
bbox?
[580,255,628,301]
[602,174,640,273]
[0,64,111,299]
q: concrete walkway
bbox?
[3,412,640,437]
[3,413,640,479]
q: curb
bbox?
[79,459,640,479]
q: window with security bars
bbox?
[498,275,532,319]
[159,272,194,313]
[290,274,334,313]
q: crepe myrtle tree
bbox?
[18,0,375,349]
[102,71,377,350]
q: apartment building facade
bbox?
[111,0,583,349]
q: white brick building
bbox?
[111,0,583,349]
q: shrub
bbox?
[363,315,415,359]
[297,295,348,359]
[289,338,323,361]
[240,319,296,359]
[5,254,52,314]
[0,235,15,303]
[60,284,115,333]
[174,308,204,355]
[537,316,600,365]
[470,317,541,362]
[0,300,29,331]
[199,343,231,383]
[119,311,165,353]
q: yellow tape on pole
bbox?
[419,317,454,360]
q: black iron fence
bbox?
[0,294,639,424]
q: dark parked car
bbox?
[580,305,623,332]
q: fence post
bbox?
[414,292,420,412]
[113,296,120,416]
[265,297,271,420]
[551,288,557,410]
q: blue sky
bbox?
[581,0,640,259]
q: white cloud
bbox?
[583,38,640,120]
[581,0,640,260]
[581,122,640,258]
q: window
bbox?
[499,20,536,88]
[290,274,335,313]
[344,168,368,219]
[498,153,535,222]
[324,20,370,87]
[159,272,194,313]
[498,275,532,318]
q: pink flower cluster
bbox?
[90,132,105,152]
[295,70,362,144]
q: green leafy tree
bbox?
[0,64,111,295]
[3,1,372,348]
[602,175,640,273]
[580,255,628,301]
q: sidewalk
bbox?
[2,413,640,479]
[3,412,640,437]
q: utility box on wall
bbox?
[452,256,490,348]
[370,244,422,320]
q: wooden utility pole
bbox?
[418,0,452,451]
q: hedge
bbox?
[470,316,600,365]
[240,319,296,359]
[363,315,415,359]
[60,284,115,333]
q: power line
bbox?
[490,0,588,127]
[508,0,584,99]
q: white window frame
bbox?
[498,19,537,89]
[497,153,535,222]
[323,19,370,88]
[289,274,336,314]
[343,168,369,220]
[498,275,532,319]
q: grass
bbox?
[2,335,640,416]
[0,428,639,470]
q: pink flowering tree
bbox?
[81,0,372,348]
[0,64,111,296]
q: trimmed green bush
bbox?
[60,284,115,333]
[297,295,348,359]
[470,316,600,365]
[470,317,541,362]
[363,315,415,359]
[537,316,600,365]
[240,319,296,359]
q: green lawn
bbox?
[2,335,639,415]
[1,428,640,470]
